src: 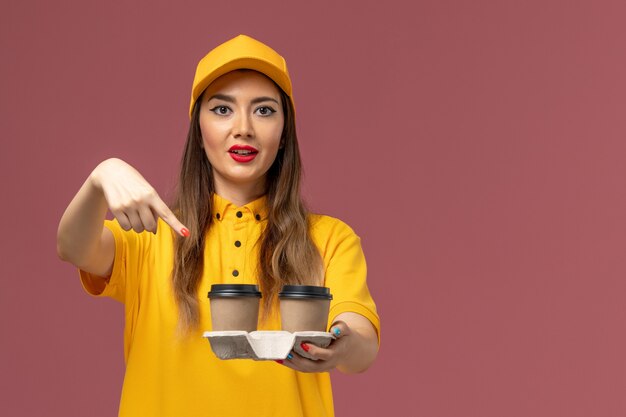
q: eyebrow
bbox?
[206,93,280,105]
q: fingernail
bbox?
[300,343,309,352]
[333,328,341,336]
[275,360,283,364]
[287,353,293,360]
[181,228,190,237]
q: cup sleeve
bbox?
[321,221,380,345]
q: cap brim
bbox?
[189,57,292,118]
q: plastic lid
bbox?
[208,284,262,298]
[278,285,333,300]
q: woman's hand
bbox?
[91,158,189,237]
[277,321,352,373]
[277,313,379,374]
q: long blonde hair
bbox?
[170,75,323,332]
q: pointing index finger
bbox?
[149,193,189,237]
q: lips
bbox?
[228,145,258,163]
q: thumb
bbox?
[329,321,350,338]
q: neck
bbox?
[213,176,266,207]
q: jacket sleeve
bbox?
[314,216,381,344]
[78,219,150,305]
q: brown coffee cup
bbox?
[279,285,333,332]
[208,284,262,331]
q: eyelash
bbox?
[210,106,230,116]
[209,105,276,116]
[256,106,276,116]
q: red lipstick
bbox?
[228,145,258,163]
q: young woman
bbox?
[57,34,380,417]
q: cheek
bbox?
[263,133,283,158]
[199,122,221,149]
[199,129,222,165]
[266,120,284,150]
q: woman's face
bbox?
[199,70,284,199]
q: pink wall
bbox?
[2,1,626,416]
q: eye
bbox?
[255,106,276,116]
[210,106,231,115]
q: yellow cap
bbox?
[189,34,294,118]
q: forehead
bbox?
[203,69,281,99]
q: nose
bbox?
[233,111,254,139]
